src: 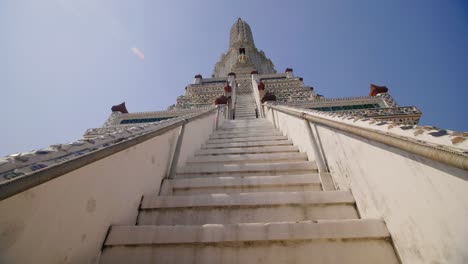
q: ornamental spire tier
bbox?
[80,18,422,135]
[213,18,276,78]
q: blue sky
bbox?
[1,0,467,156]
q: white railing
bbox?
[0,106,226,263]
[264,103,468,264]
[251,74,264,118]
[230,78,237,119]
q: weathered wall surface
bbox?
[265,107,318,163]
[268,107,468,264]
[178,112,219,167]
[0,112,217,264]
[0,130,178,264]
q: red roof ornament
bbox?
[214,95,229,105]
[285,68,293,73]
[369,84,388,96]
[111,102,129,114]
[257,81,265,91]
[224,83,232,93]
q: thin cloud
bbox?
[131,47,145,60]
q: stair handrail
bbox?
[264,103,468,171]
[230,78,237,120]
[251,74,264,118]
[0,106,221,201]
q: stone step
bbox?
[216,124,273,129]
[176,161,317,176]
[235,117,257,120]
[235,111,256,114]
[137,191,357,225]
[235,106,256,109]
[220,121,270,126]
[175,172,314,179]
[213,127,279,134]
[218,125,272,130]
[226,119,269,124]
[209,131,283,139]
[160,174,322,195]
[142,190,352,209]
[202,140,293,149]
[186,152,307,164]
[223,121,270,126]
[236,110,256,112]
[235,115,256,118]
[235,115,257,118]
[206,135,288,144]
[195,145,299,156]
[100,220,399,264]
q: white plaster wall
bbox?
[265,107,318,163]
[268,109,468,263]
[316,126,468,264]
[177,111,217,167]
[251,77,264,117]
[0,113,218,264]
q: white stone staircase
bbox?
[235,94,258,120]
[99,119,400,264]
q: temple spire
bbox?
[229,18,255,49]
[213,18,276,77]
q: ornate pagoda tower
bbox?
[1,18,467,264]
[84,18,420,138]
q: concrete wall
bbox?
[0,112,218,264]
[267,107,468,264]
[265,106,319,163]
[177,111,220,167]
